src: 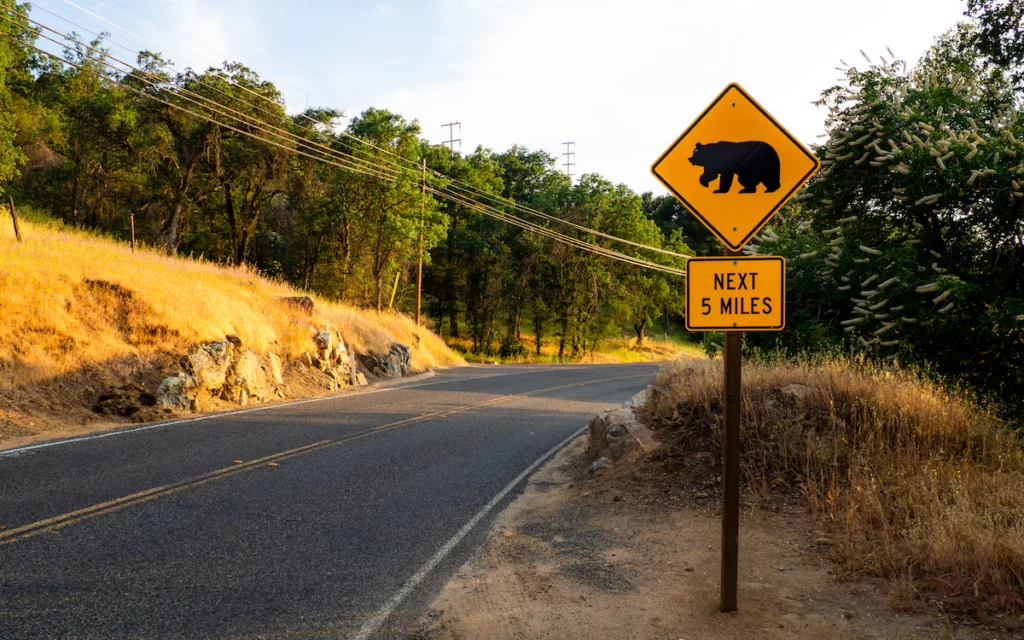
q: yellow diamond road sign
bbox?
[651,83,820,251]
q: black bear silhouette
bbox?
[688,141,781,194]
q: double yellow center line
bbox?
[0,373,648,546]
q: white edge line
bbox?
[0,367,575,457]
[350,424,588,640]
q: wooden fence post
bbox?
[130,214,135,251]
[8,195,21,242]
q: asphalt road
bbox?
[0,363,657,639]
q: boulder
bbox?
[267,352,285,385]
[157,373,196,412]
[586,388,662,466]
[159,338,290,412]
[314,330,332,352]
[223,350,273,405]
[280,295,314,315]
[778,383,813,403]
[358,342,412,379]
[182,340,234,394]
[586,408,635,460]
[311,329,351,372]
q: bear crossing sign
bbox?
[650,83,819,251]
[649,83,819,616]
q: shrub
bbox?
[498,336,527,361]
[647,356,1024,619]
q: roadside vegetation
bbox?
[648,356,1023,620]
[448,326,703,364]
[0,2,689,367]
[0,216,461,441]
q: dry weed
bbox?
[649,356,1024,619]
[0,219,463,388]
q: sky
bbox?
[31,0,969,194]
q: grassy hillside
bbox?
[0,217,463,442]
[648,357,1023,621]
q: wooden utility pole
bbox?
[721,247,743,613]
[388,270,401,310]
[8,195,21,242]
[416,158,425,326]
[129,214,136,252]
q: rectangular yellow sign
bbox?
[686,256,786,331]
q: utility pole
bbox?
[562,141,575,179]
[416,158,426,326]
[441,121,461,156]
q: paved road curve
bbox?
[0,363,657,639]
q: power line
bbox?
[2,9,687,277]
[441,121,461,156]
[10,7,408,185]
[37,1,690,260]
[38,0,691,260]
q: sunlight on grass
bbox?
[651,356,1024,617]
[0,219,463,387]
[449,334,703,364]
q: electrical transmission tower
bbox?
[441,121,461,155]
[562,141,575,179]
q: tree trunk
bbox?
[558,313,569,361]
[634,317,648,347]
[449,304,460,338]
[164,192,187,255]
[223,179,239,261]
[375,273,384,312]
[533,304,544,356]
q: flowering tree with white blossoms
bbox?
[744,26,1024,407]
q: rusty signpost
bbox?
[650,83,819,612]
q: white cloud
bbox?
[58,0,968,195]
[381,0,967,193]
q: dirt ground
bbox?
[413,437,1011,640]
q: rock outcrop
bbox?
[301,328,365,391]
[157,337,286,411]
[586,386,661,474]
[357,342,411,379]
[155,329,414,414]
[280,295,315,315]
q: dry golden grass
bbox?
[0,218,462,391]
[449,334,704,364]
[649,356,1024,620]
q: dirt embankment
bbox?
[0,220,462,448]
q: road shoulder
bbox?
[413,436,978,640]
